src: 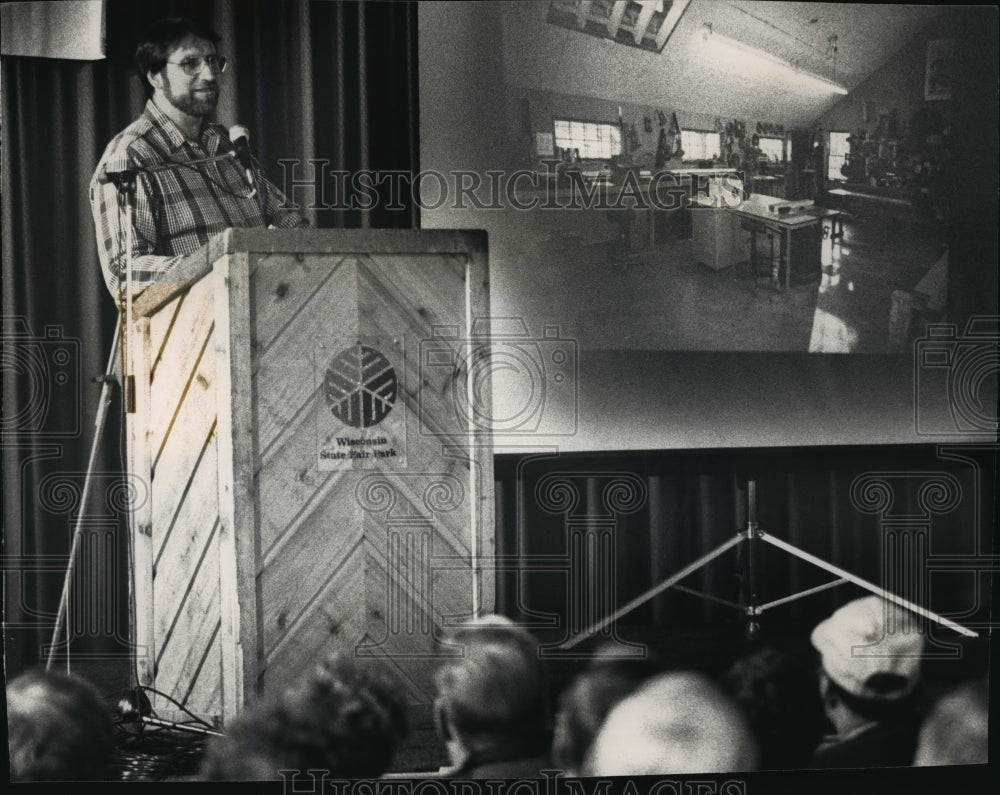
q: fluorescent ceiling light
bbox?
[699,24,848,95]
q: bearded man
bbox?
[90,17,305,299]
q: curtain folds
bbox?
[1,0,418,673]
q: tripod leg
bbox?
[761,532,978,638]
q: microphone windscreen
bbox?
[229,124,250,144]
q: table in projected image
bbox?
[729,196,844,289]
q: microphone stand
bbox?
[46,168,139,672]
[47,150,251,717]
[45,319,123,671]
[121,169,138,414]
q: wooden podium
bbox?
[124,228,494,729]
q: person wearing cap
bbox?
[90,17,306,300]
[809,595,926,768]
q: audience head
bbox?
[552,645,659,776]
[433,615,548,765]
[720,644,827,769]
[913,678,989,766]
[584,671,758,775]
[811,596,925,729]
[6,669,115,781]
[200,652,408,780]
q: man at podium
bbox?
[90,17,306,299]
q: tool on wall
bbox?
[627,123,641,152]
[656,126,669,169]
[669,112,682,157]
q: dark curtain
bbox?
[495,446,992,674]
[1,0,418,675]
[945,7,999,329]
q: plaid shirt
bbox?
[90,100,305,298]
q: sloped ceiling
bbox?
[501,1,943,127]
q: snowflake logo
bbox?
[324,345,398,428]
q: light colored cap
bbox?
[811,596,925,700]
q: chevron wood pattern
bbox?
[252,250,491,703]
[128,229,493,729]
[129,276,224,721]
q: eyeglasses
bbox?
[167,54,228,75]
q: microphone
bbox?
[229,124,257,195]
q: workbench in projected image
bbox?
[728,195,843,289]
[691,200,749,271]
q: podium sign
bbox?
[126,229,493,726]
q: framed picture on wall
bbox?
[924,38,954,101]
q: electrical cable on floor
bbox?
[111,716,211,781]
[109,684,222,780]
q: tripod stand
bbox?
[46,166,140,673]
[557,480,978,650]
[43,166,224,739]
[45,151,245,671]
[44,316,123,671]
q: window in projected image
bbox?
[681,130,721,161]
[758,136,788,162]
[553,119,622,159]
[828,131,851,182]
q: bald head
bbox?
[584,671,758,776]
[913,678,988,766]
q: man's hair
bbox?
[199,653,408,780]
[552,650,659,775]
[135,17,221,82]
[434,616,548,750]
[6,669,115,781]
[720,645,828,770]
